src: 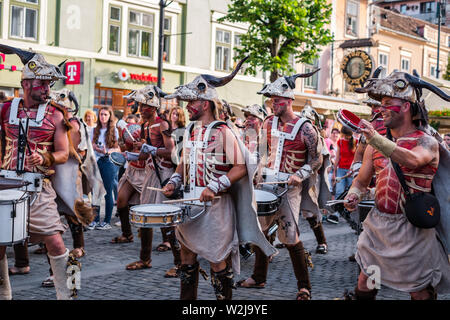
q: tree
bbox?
[219,0,333,82]
[444,55,450,81]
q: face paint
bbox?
[32,85,48,91]
[381,105,402,113]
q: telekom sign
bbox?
[65,61,84,85]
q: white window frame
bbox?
[9,1,39,41]
[379,52,389,70]
[127,9,154,59]
[430,64,437,77]
[304,60,319,90]
[345,0,359,38]
[108,5,121,55]
[401,57,410,72]
[215,28,232,72]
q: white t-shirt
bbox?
[90,127,119,161]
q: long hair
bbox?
[169,106,186,128]
[93,107,118,148]
[340,126,355,152]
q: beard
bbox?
[30,90,49,104]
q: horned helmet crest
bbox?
[50,89,79,115]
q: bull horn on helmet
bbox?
[68,91,80,115]
[372,66,384,79]
[354,66,385,94]
[0,44,36,65]
[285,68,320,89]
[404,73,450,102]
[154,86,168,98]
[201,56,250,88]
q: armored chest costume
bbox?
[353,69,450,295]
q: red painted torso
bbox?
[188,124,232,187]
[266,115,307,174]
[373,130,437,214]
[1,100,60,175]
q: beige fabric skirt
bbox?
[356,207,450,293]
[175,193,240,273]
[29,179,67,237]
[140,167,173,205]
[118,165,146,205]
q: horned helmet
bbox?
[50,89,80,115]
[300,105,323,128]
[165,56,249,109]
[355,66,450,125]
[242,104,266,121]
[123,85,167,114]
[257,69,320,100]
[0,44,66,82]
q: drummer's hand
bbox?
[162,183,175,197]
[200,188,216,202]
[358,119,376,141]
[287,175,302,187]
[29,152,44,166]
[344,193,360,212]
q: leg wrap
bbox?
[139,228,153,263]
[179,262,199,300]
[211,265,235,301]
[117,206,132,238]
[307,218,327,245]
[251,245,269,284]
[163,227,181,266]
[354,286,378,300]
[0,256,12,300]
[67,218,84,249]
[48,249,72,300]
[287,241,311,292]
[13,241,29,268]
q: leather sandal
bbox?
[156,242,171,252]
[111,235,134,244]
[236,277,265,289]
[296,288,311,300]
[70,248,86,258]
[164,266,179,278]
[8,266,30,275]
[126,260,152,271]
[41,276,54,288]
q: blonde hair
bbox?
[168,106,186,128]
[83,109,97,124]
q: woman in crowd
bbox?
[332,126,356,199]
[83,109,97,129]
[88,107,121,230]
[168,106,186,166]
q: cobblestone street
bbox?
[6,212,450,301]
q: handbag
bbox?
[387,130,440,228]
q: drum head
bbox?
[337,109,362,132]
[0,189,27,200]
[110,152,126,167]
[131,204,181,214]
[255,189,278,202]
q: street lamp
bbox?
[436,0,443,79]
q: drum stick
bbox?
[147,186,165,192]
[257,180,289,185]
[163,196,221,204]
[124,126,136,142]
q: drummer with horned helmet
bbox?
[163,57,276,300]
[344,69,450,300]
[0,44,74,300]
[237,69,323,300]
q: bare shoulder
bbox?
[300,121,318,143]
[417,133,439,154]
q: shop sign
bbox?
[341,50,373,87]
[65,61,84,85]
[117,68,164,83]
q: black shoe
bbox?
[316,244,328,254]
[348,254,356,262]
[326,214,339,224]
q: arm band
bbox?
[167,173,182,189]
[207,175,231,195]
[294,164,313,181]
[368,132,397,158]
[347,186,363,201]
[41,152,55,167]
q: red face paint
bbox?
[381,105,402,113]
[32,85,48,91]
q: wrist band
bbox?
[168,173,182,189]
[294,164,312,181]
[368,132,396,158]
[347,186,363,201]
[207,175,231,195]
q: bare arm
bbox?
[51,111,70,165]
[301,122,322,173]
[390,134,439,169]
[157,120,175,160]
[222,126,247,184]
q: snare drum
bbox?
[109,152,126,167]
[130,204,183,228]
[0,189,30,246]
[255,189,279,216]
[337,109,363,133]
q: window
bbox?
[10,0,39,40]
[163,17,171,62]
[401,57,410,72]
[400,4,407,14]
[94,88,113,106]
[233,33,247,74]
[215,29,231,71]
[128,10,154,59]
[108,6,121,54]
[379,52,388,69]
[448,36,450,47]
[345,0,359,37]
[430,64,436,77]
[304,60,319,89]
[420,1,435,14]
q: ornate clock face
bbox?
[341,50,374,88]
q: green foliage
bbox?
[444,55,450,81]
[219,0,333,80]
[430,120,441,131]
